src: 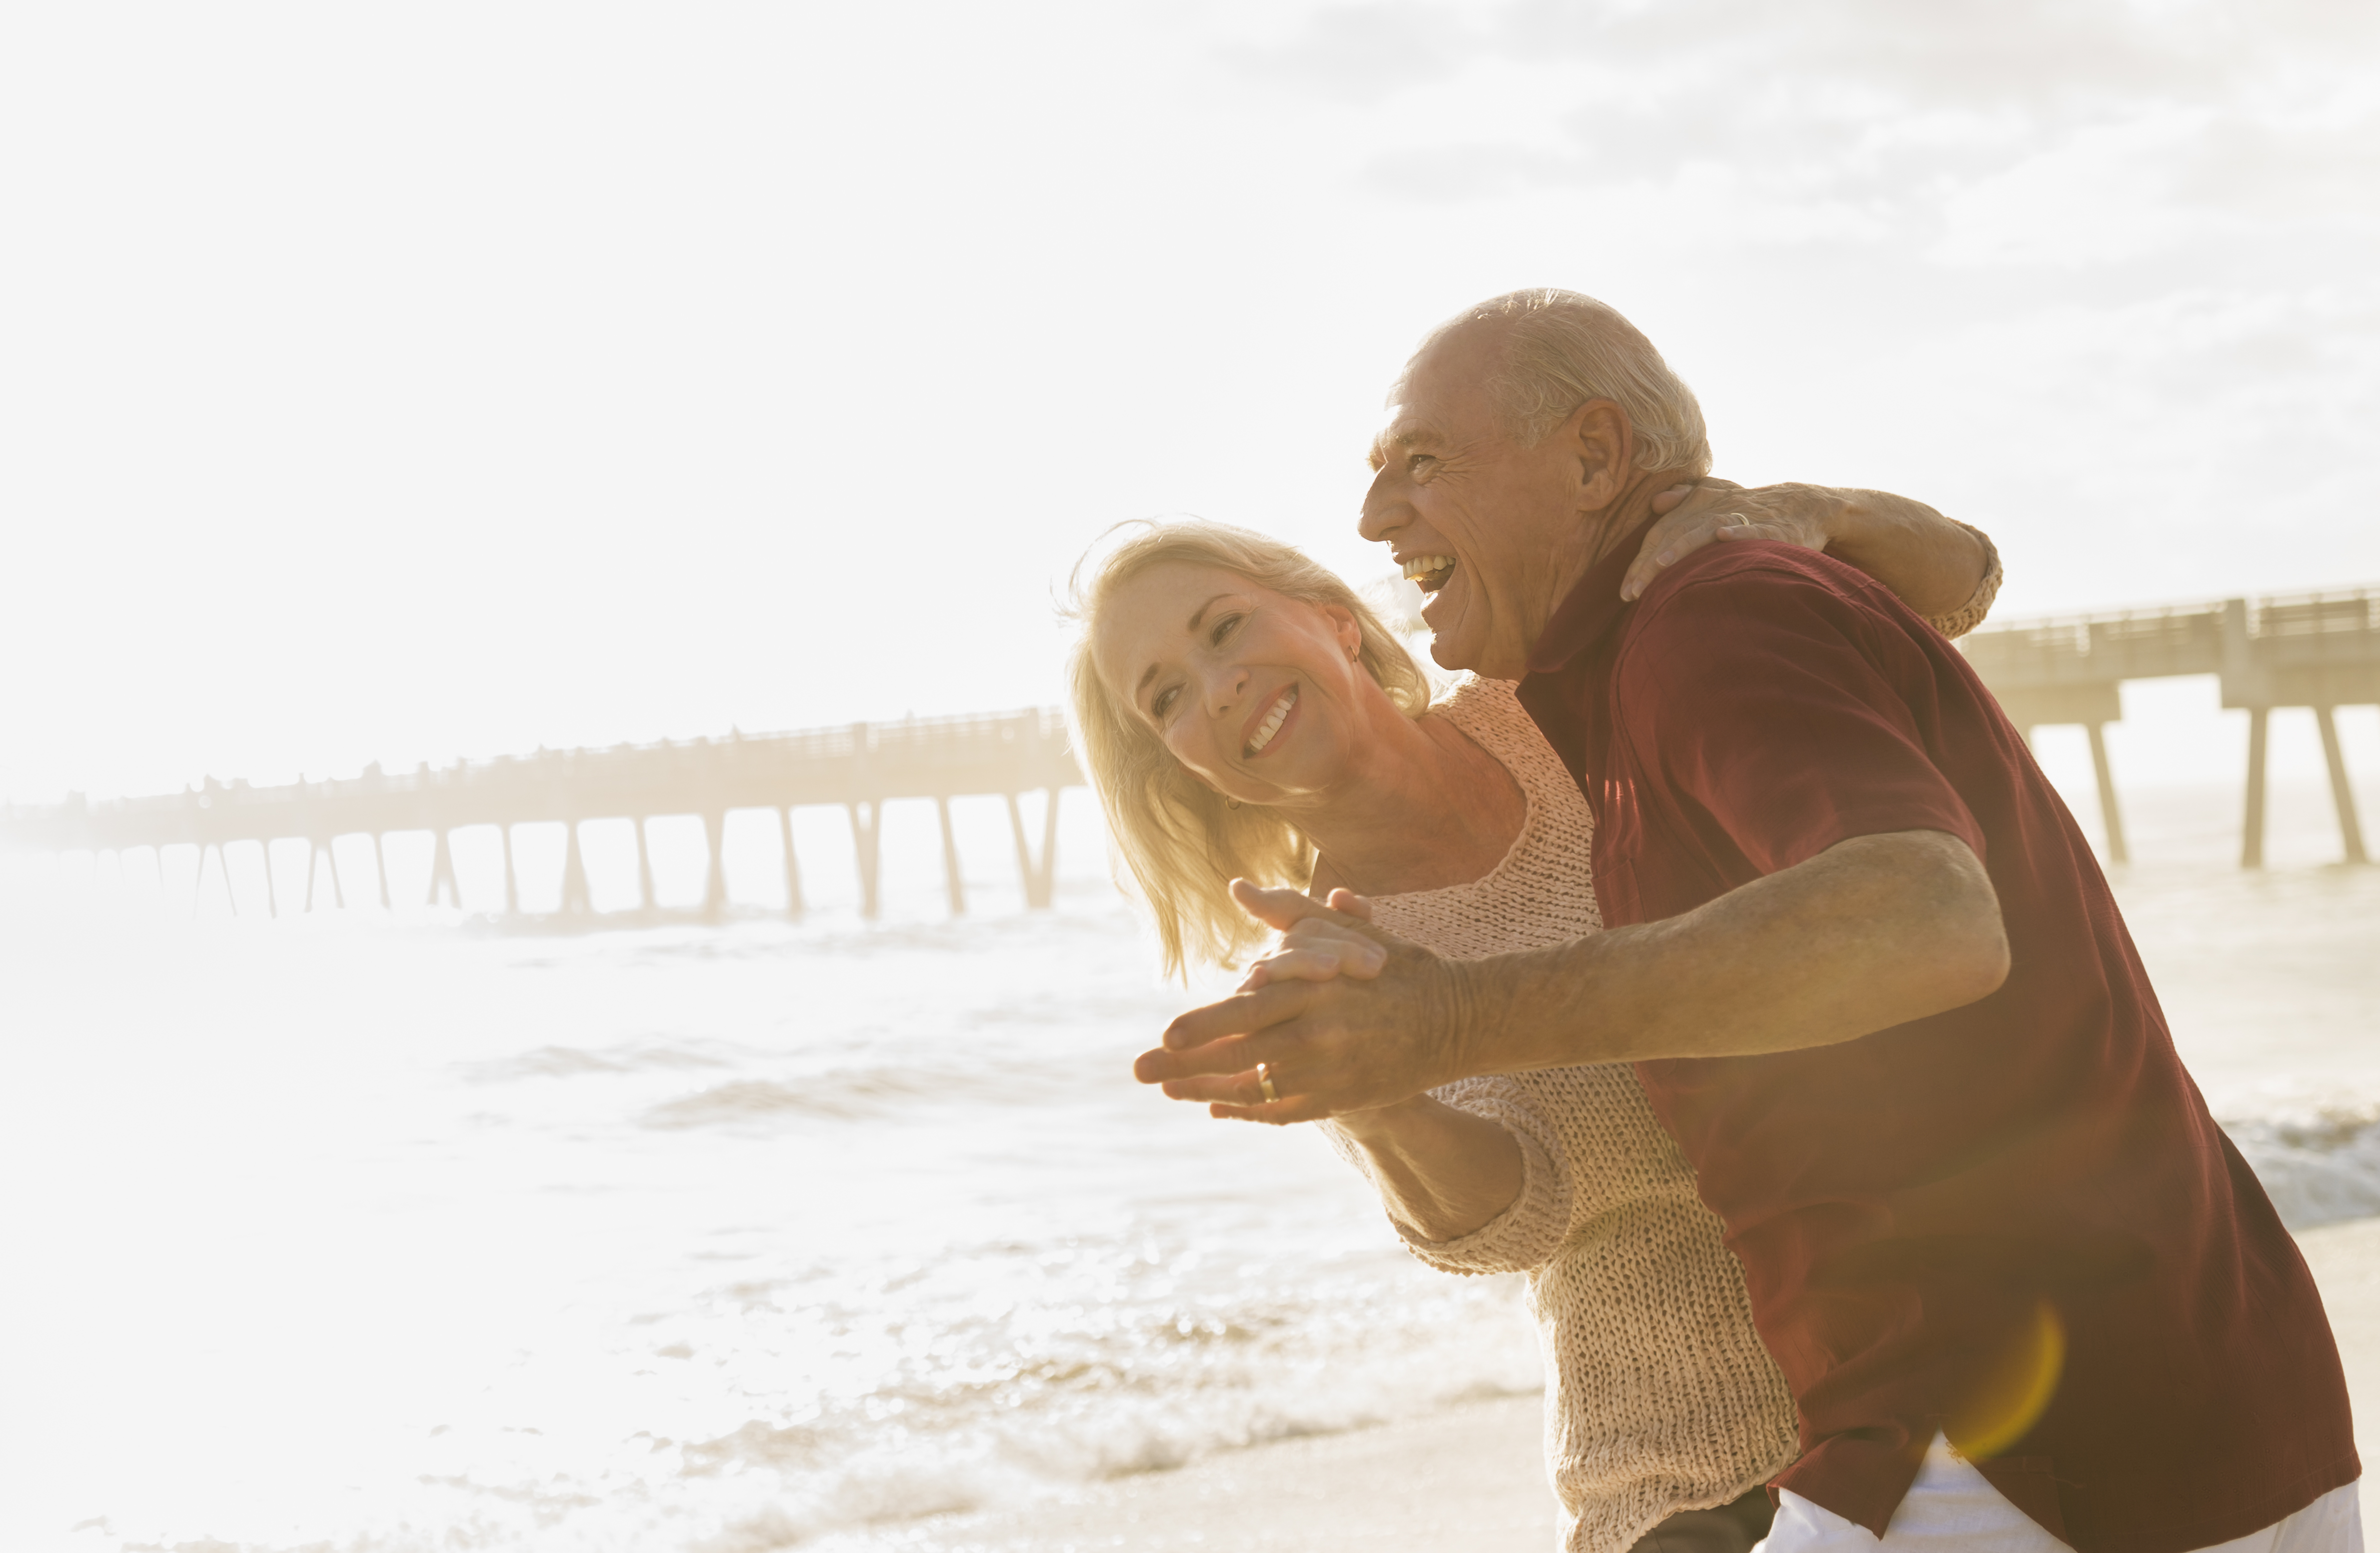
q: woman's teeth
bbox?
[1402,555,1456,591]
[1245,686,1297,756]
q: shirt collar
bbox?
[1522,513,1664,676]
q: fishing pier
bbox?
[2,709,1083,921]
[1960,584,2380,866]
[9,580,2376,924]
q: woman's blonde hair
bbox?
[1063,519,1433,976]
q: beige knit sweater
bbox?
[1322,536,2002,1553]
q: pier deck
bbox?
[2,709,1083,919]
[1960,584,2378,865]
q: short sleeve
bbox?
[1618,562,1986,876]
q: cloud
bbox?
[1230,0,2380,266]
[1217,2,1496,104]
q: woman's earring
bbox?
[1225,798,1242,810]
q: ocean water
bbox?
[1,775,2375,1552]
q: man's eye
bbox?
[1407,454,1437,477]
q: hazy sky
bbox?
[5,0,2376,802]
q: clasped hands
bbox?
[1132,880,1471,1124]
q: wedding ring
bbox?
[1256,1062,1280,1104]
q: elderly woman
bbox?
[1066,498,2000,1553]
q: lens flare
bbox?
[1946,1298,2065,1460]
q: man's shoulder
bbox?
[1639,538,1875,608]
[1622,540,1889,650]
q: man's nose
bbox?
[1358,467,1406,542]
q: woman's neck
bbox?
[1281,696,1525,898]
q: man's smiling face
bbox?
[1359,322,1592,680]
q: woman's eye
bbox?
[1151,687,1178,720]
[1209,612,1242,645]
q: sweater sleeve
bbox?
[1368,1076,1578,1276]
[1923,521,2002,640]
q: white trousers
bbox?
[1756,1434,2362,1553]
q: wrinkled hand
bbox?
[1134,880,1468,1124]
[1623,479,1840,602]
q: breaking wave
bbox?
[2227,1106,2380,1230]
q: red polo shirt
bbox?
[1515,526,2356,1553]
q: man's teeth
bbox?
[1246,686,1297,754]
[1402,555,1456,584]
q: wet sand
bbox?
[831,1392,1551,1552]
[871,1216,2380,1552]
[2305,1216,2380,1536]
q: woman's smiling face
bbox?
[1092,561,1375,807]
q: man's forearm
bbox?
[1823,489,1986,622]
[1446,830,2010,1076]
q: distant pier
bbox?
[1960,584,2378,866]
[10,582,2374,925]
[1,709,1083,920]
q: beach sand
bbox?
[872,1216,2380,1552]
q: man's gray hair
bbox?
[1413,288,1713,476]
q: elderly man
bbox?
[1138,290,2358,1553]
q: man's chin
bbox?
[1431,630,1531,680]
[1427,632,1485,674]
[1422,592,1500,675]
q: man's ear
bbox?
[1558,398,1635,512]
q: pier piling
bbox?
[428,829,460,908]
[634,818,657,912]
[562,822,592,914]
[777,807,804,919]
[936,797,965,916]
[196,842,234,918]
[702,810,728,922]
[1007,788,1060,910]
[2315,706,2369,864]
[848,800,883,920]
[2241,708,2270,870]
[305,839,344,911]
[2084,724,2128,866]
